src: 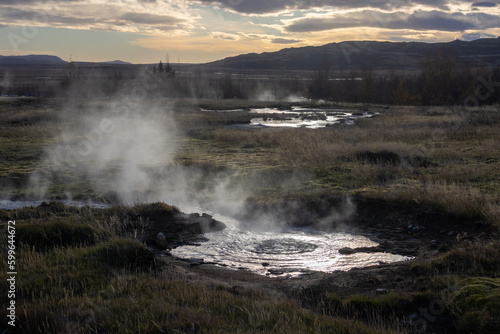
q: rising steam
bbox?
[27,75,354,230]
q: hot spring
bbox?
[0,200,411,277]
[171,212,411,277]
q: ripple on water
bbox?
[252,239,318,255]
[172,214,412,277]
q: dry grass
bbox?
[383,181,500,222]
[1,98,500,333]
[194,104,500,224]
[0,204,398,334]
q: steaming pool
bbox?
[171,213,411,277]
[0,200,410,277]
[203,106,376,128]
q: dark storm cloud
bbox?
[193,0,450,14]
[471,2,498,7]
[285,10,500,32]
[0,6,94,25]
[0,5,187,32]
[0,0,81,4]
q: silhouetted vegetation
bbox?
[308,49,500,106]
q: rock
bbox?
[338,247,356,255]
[145,210,226,250]
[339,246,385,255]
[189,258,204,266]
[155,237,169,250]
[438,243,450,252]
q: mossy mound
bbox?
[85,238,156,270]
[131,202,180,221]
[451,277,500,333]
[16,219,101,250]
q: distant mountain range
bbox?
[204,37,500,72]
[2,37,499,72]
[0,55,132,66]
[0,55,67,65]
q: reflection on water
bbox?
[0,201,410,277]
[213,106,376,129]
[172,214,411,277]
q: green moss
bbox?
[451,278,500,334]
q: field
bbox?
[1,97,500,333]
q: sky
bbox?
[0,0,499,64]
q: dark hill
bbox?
[0,55,67,65]
[204,38,500,71]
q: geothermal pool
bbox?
[172,213,411,277]
[204,106,376,128]
[0,200,410,277]
[248,107,374,128]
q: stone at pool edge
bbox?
[338,246,384,255]
[149,212,227,250]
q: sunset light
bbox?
[1,0,499,63]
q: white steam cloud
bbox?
[27,74,354,231]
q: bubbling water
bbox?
[171,214,411,277]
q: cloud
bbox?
[284,10,500,33]
[271,37,302,44]
[0,1,193,34]
[193,0,451,15]
[120,12,183,25]
[210,31,240,40]
[471,1,498,7]
[461,32,497,40]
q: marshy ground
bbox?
[1,97,500,333]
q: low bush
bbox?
[16,219,99,250]
[85,238,156,270]
[130,202,179,221]
[450,277,500,334]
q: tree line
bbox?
[6,50,499,107]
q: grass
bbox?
[450,277,500,333]
[411,239,500,277]
[0,204,396,334]
[407,239,500,333]
[323,291,412,330]
[1,98,500,332]
[180,104,500,224]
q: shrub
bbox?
[131,202,179,221]
[85,238,156,270]
[16,220,98,250]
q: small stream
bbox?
[204,106,376,128]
